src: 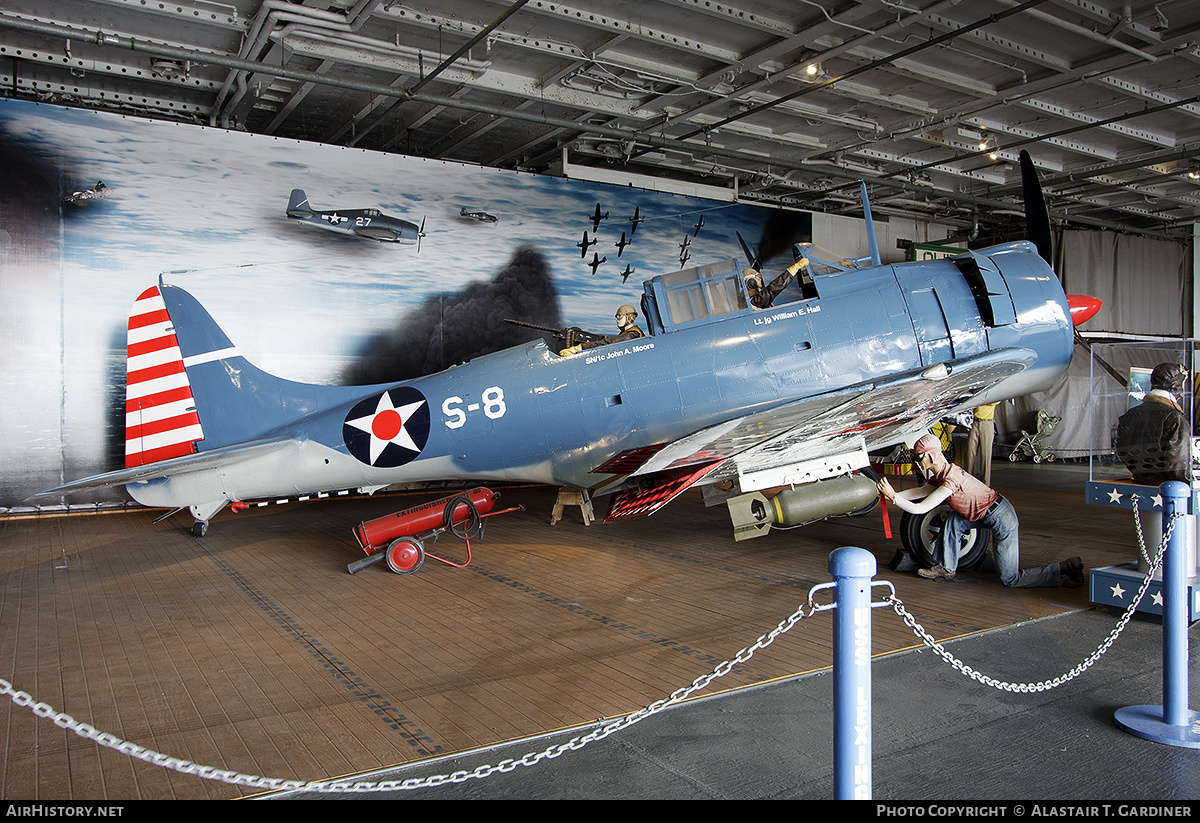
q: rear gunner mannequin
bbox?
[559,304,644,356]
[878,433,1084,587]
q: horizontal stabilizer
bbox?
[28,437,295,500]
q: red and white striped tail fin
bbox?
[124,286,205,467]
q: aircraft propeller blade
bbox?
[1019,150,1053,267]
[735,231,761,270]
[1021,152,1112,381]
[417,216,426,253]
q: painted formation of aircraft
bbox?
[286,189,424,245]
[34,153,1100,573]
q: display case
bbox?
[1085,340,1199,618]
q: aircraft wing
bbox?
[600,347,1037,520]
[28,436,297,500]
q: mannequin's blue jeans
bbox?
[939,496,1061,587]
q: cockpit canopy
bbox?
[641,259,750,335]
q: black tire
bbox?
[386,538,425,575]
[899,504,988,570]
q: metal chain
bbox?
[886,505,1182,693]
[1132,497,1154,567]
[0,679,311,792]
[1,594,820,795]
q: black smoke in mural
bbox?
[343,246,563,385]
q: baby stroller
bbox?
[1008,409,1060,463]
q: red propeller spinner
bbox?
[1067,294,1102,326]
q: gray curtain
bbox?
[1058,230,1191,337]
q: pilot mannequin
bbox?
[560,305,644,356]
[1115,362,1191,485]
[745,257,810,309]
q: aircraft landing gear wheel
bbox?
[385,538,424,575]
[191,520,208,537]
[899,504,987,571]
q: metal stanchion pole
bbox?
[830,546,876,800]
[1114,480,1200,747]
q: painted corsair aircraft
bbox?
[286,189,424,244]
[34,154,1098,542]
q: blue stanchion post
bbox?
[830,546,876,800]
[1114,480,1200,747]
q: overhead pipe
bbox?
[212,0,380,128]
[406,0,529,97]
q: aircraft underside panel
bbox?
[607,348,1037,503]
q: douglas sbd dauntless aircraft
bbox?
[36,154,1099,562]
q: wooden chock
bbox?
[551,486,594,526]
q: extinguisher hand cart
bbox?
[347,487,521,575]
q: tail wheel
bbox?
[386,538,425,575]
[899,505,988,571]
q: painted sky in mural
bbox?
[0,99,778,501]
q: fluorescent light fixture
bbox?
[562,149,738,202]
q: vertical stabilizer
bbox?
[286,188,312,216]
[124,286,205,467]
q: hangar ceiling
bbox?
[2,0,1199,243]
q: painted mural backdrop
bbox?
[0,98,784,505]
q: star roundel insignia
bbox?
[342,387,430,468]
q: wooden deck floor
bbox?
[0,471,1140,799]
